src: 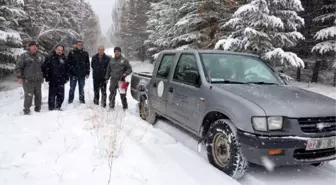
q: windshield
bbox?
[199,53,282,85]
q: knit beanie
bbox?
[114,47,121,52]
[28,41,37,47]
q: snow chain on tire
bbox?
[139,98,157,125]
[205,119,248,180]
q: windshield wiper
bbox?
[247,81,278,85]
[211,80,248,84]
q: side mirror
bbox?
[184,70,200,86]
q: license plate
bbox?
[306,137,336,151]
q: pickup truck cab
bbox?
[130,50,336,179]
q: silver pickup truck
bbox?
[130,50,336,179]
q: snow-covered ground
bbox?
[0,61,335,185]
[0,75,20,91]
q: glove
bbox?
[85,75,89,79]
[18,78,23,84]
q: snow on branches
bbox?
[263,48,304,68]
[219,0,305,68]
[146,0,236,52]
[311,3,336,68]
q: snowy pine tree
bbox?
[173,0,240,49]
[21,0,100,55]
[145,0,181,51]
[146,0,239,51]
[312,3,336,65]
[112,0,151,60]
[311,1,336,85]
[219,0,305,68]
[0,0,26,77]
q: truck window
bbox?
[156,54,175,79]
[173,54,199,86]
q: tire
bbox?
[205,119,248,180]
[139,100,147,120]
[139,98,157,125]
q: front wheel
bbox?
[139,98,157,125]
[205,119,248,179]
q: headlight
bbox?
[252,117,268,131]
[252,116,283,132]
[268,117,283,130]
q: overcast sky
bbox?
[87,0,115,35]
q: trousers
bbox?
[93,80,107,106]
[23,80,42,112]
[48,83,65,110]
[68,76,85,103]
[109,80,127,109]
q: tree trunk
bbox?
[333,69,336,87]
[311,60,321,83]
[296,67,301,81]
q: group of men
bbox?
[15,40,132,115]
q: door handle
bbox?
[168,87,174,93]
[153,83,157,87]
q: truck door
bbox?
[150,53,176,115]
[166,53,203,132]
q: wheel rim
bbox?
[212,133,231,168]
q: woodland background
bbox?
[109,0,336,86]
[1,0,335,86]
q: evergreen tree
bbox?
[146,0,239,51]
[312,3,335,59]
[21,0,101,55]
[311,1,336,84]
[219,0,305,68]
[0,0,26,77]
[113,0,152,60]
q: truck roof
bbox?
[158,49,260,58]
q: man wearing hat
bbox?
[105,47,132,110]
[15,41,45,115]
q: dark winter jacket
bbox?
[105,55,132,81]
[91,53,111,82]
[67,48,90,77]
[42,51,69,84]
[15,51,45,82]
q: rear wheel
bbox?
[205,119,248,179]
[139,98,157,125]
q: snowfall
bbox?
[0,61,335,185]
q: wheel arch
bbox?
[200,110,237,138]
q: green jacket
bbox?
[15,51,45,82]
[105,55,132,81]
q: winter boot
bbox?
[34,106,41,112]
[93,100,99,105]
[23,109,30,115]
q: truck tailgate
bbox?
[130,72,152,102]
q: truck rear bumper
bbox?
[237,130,336,166]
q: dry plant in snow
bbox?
[84,93,135,185]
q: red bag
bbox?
[118,81,129,94]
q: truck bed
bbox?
[134,72,152,78]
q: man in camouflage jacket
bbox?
[15,41,45,115]
[105,47,132,109]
